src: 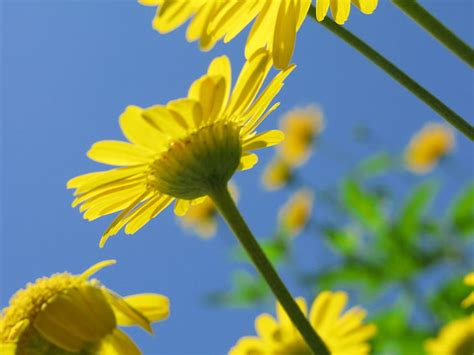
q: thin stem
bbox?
[392,0,474,67]
[307,6,474,141]
[209,184,330,355]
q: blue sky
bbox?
[1,1,473,354]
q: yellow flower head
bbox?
[139,0,311,69]
[279,188,314,237]
[180,183,239,239]
[279,105,324,166]
[425,317,474,355]
[0,260,169,355]
[229,291,376,355]
[262,157,294,191]
[405,122,455,174]
[316,0,378,25]
[68,50,294,247]
[462,272,474,308]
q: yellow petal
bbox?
[94,328,140,355]
[226,49,272,115]
[238,153,259,171]
[331,0,351,25]
[245,1,278,59]
[0,344,17,355]
[34,285,116,352]
[167,98,203,130]
[104,289,153,334]
[273,0,297,69]
[242,130,285,151]
[142,104,187,139]
[174,199,191,216]
[124,195,174,235]
[81,260,117,279]
[352,0,378,14]
[207,55,232,110]
[153,1,196,34]
[119,294,170,324]
[138,0,162,5]
[186,2,217,43]
[87,141,152,166]
[119,105,166,151]
[188,75,226,124]
[316,0,330,21]
[255,313,278,340]
[296,0,312,28]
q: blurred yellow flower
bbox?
[180,183,239,239]
[229,291,376,355]
[139,0,310,69]
[315,0,378,25]
[262,157,294,191]
[68,50,294,247]
[425,317,474,355]
[405,122,455,174]
[462,272,474,308]
[279,105,324,166]
[279,188,314,237]
[0,260,169,355]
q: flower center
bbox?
[149,121,242,200]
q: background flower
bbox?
[139,0,311,69]
[0,260,169,355]
[230,291,376,355]
[425,317,474,355]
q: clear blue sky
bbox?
[1,1,473,354]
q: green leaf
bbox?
[450,182,474,237]
[397,181,439,243]
[341,178,386,234]
[323,226,359,255]
[354,152,394,179]
[428,275,472,323]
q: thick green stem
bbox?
[208,184,330,355]
[307,6,474,141]
[392,0,474,67]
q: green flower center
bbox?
[150,121,242,199]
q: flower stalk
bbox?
[307,6,474,141]
[392,0,474,67]
[208,184,330,355]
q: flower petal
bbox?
[81,260,117,279]
[238,153,259,171]
[316,0,330,21]
[272,0,297,69]
[119,294,170,324]
[242,130,285,151]
[94,328,140,355]
[87,141,153,166]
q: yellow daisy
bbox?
[0,260,169,355]
[315,0,378,25]
[425,317,474,355]
[139,0,311,69]
[180,183,239,239]
[262,157,294,191]
[68,49,294,247]
[230,291,377,355]
[279,105,324,166]
[279,188,314,238]
[462,272,474,308]
[405,122,455,174]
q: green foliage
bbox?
[397,181,439,244]
[354,152,394,179]
[428,275,472,323]
[323,226,359,255]
[450,182,474,237]
[341,178,386,234]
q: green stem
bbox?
[307,6,474,141]
[392,0,474,67]
[209,184,330,355]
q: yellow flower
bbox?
[425,317,474,355]
[229,291,376,355]
[262,157,294,191]
[279,105,324,166]
[139,0,311,69]
[279,189,314,237]
[68,50,294,247]
[315,0,378,25]
[462,272,474,308]
[405,122,455,174]
[0,260,169,355]
[180,183,239,239]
